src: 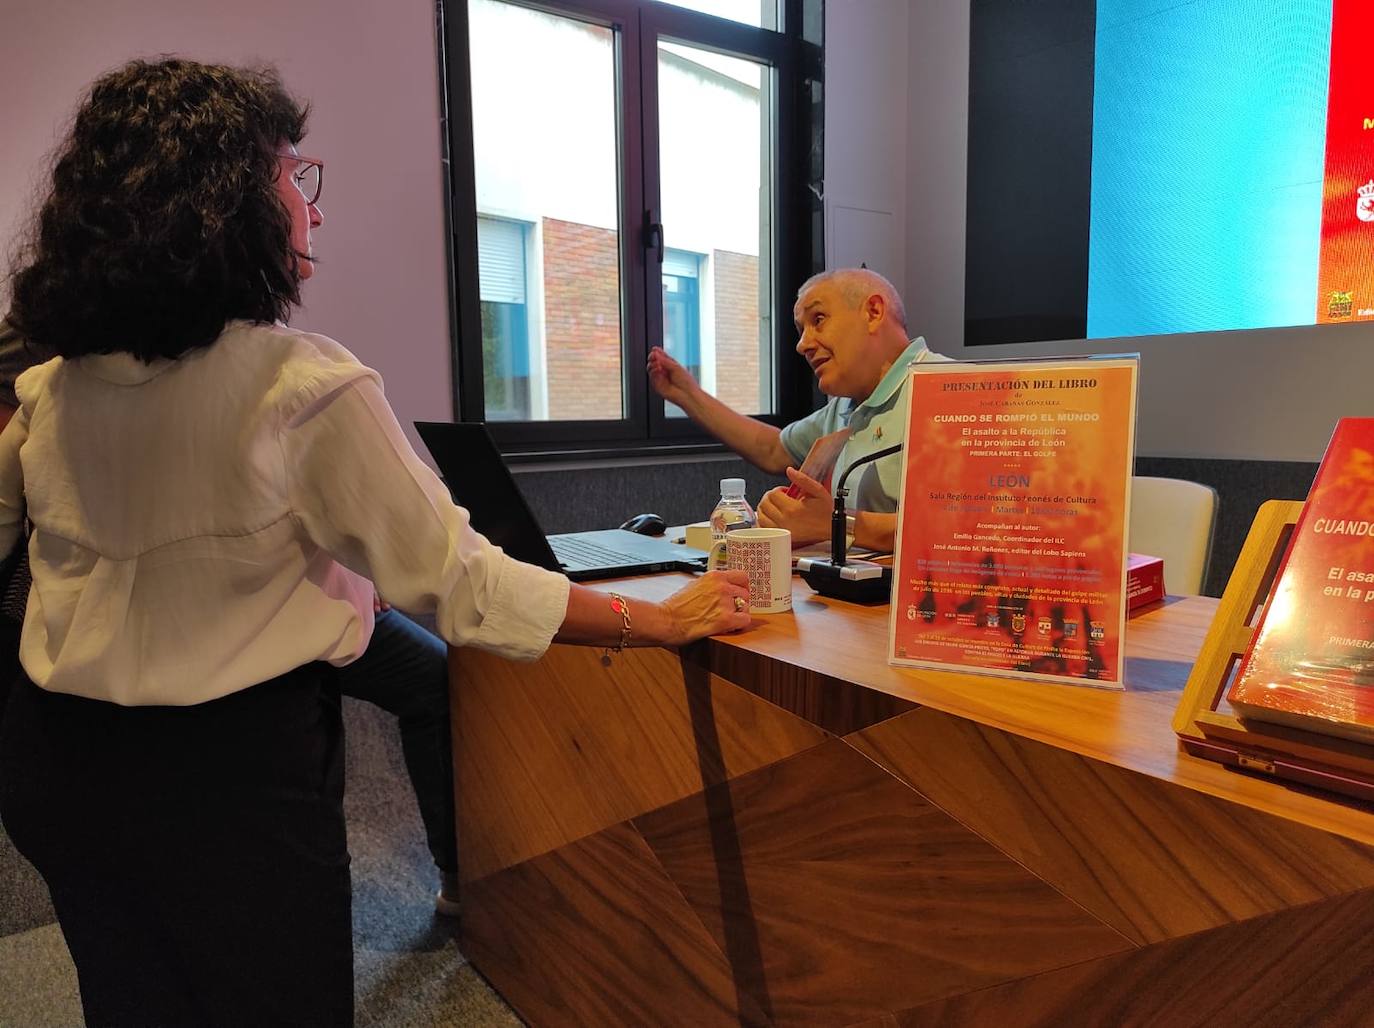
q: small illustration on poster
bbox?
[887,358,1139,688]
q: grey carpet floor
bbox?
[0,695,522,1027]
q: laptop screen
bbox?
[414,422,561,573]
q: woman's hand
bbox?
[656,570,752,645]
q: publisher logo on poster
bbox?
[1359,180,1374,222]
[1063,620,1078,639]
[1089,621,1105,642]
[1011,613,1026,634]
[1329,291,1354,319]
[1038,616,1052,635]
[986,611,1000,628]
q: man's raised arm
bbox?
[647,346,793,474]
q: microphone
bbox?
[797,443,902,603]
[829,443,902,566]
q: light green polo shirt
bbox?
[779,338,949,513]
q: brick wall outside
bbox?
[542,218,622,420]
[539,224,762,419]
[712,250,762,413]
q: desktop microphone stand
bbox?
[798,444,902,604]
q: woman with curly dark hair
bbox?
[0,57,749,1026]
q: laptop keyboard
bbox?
[550,537,641,568]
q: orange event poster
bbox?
[888,359,1138,688]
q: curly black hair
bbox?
[7,58,310,362]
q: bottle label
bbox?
[711,508,753,540]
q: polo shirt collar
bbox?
[854,336,930,412]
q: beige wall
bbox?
[821,0,909,291]
[0,0,454,458]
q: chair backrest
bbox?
[1128,476,1219,595]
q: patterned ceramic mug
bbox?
[708,527,792,614]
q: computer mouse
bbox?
[620,512,667,536]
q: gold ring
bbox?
[734,596,746,612]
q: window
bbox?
[440,0,823,455]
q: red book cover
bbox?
[785,428,851,498]
[1126,554,1164,611]
[1229,418,1374,744]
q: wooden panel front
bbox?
[461,821,770,1027]
[634,739,1132,1025]
[452,642,827,881]
[851,706,1374,945]
[452,584,1374,1023]
[880,886,1374,1027]
[694,642,917,735]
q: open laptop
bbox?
[415,422,708,581]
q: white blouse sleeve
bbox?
[0,405,27,559]
[281,375,570,662]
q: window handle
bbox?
[644,211,664,264]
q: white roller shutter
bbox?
[477,217,527,304]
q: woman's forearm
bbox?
[553,583,674,648]
[553,572,752,650]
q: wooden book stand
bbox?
[1173,499,1374,802]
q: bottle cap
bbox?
[720,477,746,496]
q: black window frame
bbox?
[436,0,824,460]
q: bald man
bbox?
[648,268,948,552]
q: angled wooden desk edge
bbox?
[450,576,1374,1026]
[579,575,1374,846]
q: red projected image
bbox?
[1316,0,1374,324]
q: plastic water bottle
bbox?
[710,478,756,543]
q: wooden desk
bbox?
[450,581,1374,1026]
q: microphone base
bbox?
[796,558,892,605]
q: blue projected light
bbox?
[1087,0,1333,338]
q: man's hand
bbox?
[647,347,698,409]
[373,592,391,614]
[757,467,832,545]
[646,345,791,474]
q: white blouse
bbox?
[0,321,570,706]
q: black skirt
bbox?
[0,665,352,1027]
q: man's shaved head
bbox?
[795,268,907,331]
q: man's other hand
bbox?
[757,467,831,545]
[647,346,696,407]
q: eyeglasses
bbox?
[277,153,324,206]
